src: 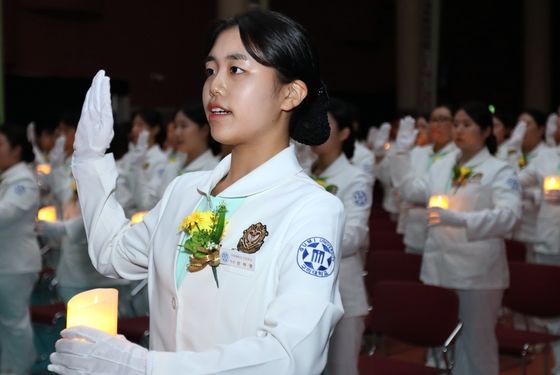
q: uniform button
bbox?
[171,297,177,310]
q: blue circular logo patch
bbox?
[297,237,335,277]
[353,190,368,207]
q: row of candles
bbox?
[32,162,560,336]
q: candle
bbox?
[543,176,560,193]
[130,211,147,224]
[37,206,57,222]
[66,288,119,335]
[36,164,52,175]
[428,194,449,209]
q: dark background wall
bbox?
[3,0,559,127]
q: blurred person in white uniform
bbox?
[509,110,556,259]
[49,9,345,375]
[372,120,400,220]
[310,98,371,375]
[137,104,221,210]
[396,105,458,254]
[391,102,521,375]
[347,104,375,180]
[492,109,515,160]
[0,123,41,374]
[116,109,167,216]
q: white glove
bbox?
[27,122,37,146]
[36,220,67,240]
[373,122,391,157]
[49,136,66,168]
[74,70,115,159]
[545,113,558,147]
[428,207,467,227]
[395,116,418,153]
[48,326,147,375]
[505,121,527,151]
[366,126,378,150]
[129,130,150,167]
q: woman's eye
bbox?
[230,66,244,74]
[205,68,214,77]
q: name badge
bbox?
[221,248,256,272]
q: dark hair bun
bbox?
[290,85,330,145]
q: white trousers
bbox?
[325,316,365,375]
[453,289,503,375]
[0,273,38,374]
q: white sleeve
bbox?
[147,194,345,375]
[0,179,39,226]
[72,154,168,280]
[389,152,430,205]
[464,165,522,241]
[340,174,372,258]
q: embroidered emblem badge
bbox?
[297,237,335,278]
[237,223,269,254]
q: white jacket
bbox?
[397,142,458,252]
[392,148,521,289]
[351,141,375,181]
[73,146,345,374]
[0,162,41,274]
[313,154,371,317]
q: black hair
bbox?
[458,102,497,154]
[179,103,221,156]
[522,109,547,128]
[34,118,57,137]
[132,108,165,146]
[207,9,329,145]
[58,110,81,129]
[493,109,514,131]
[327,97,355,159]
[0,123,35,163]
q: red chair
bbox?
[504,239,527,262]
[496,261,560,374]
[362,281,462,374]
[365,251,422,287]
[119,316,149,346]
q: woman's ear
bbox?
[281,80,308,112]
[339,127,351,142]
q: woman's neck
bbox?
[184,146,209,167]
[211,137,289,196]
[312,150,341,177]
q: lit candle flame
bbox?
[428,195,449,209]
[37,206,57,222]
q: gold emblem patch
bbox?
[237,223,269,254]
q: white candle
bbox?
[428,194,449,209]
[37,206,57,223]
[66,288,119,335]
[544,176,560,193]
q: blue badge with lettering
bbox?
[14,185,25,195]
[353,191,368,206]
[297,237,335,277]
[506,177,520,192]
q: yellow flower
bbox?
[314,177,329,189]
[459,166,471,178]
[179,211,214,233]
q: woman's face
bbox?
[174,111,209,155]
[415,116,431,146]
[428,106,453,148]
[519,112,543,152]
[0,133,20,171]
[55,121,76,156]
[202,27,292,147]
[38,130,56,153]
[492,116,507,145]
[311,113,347,157]
[131,115,158,145]
[452,109,488,155]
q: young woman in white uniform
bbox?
[145,104,221,208]
[397,105,457,254]
[510,110,556,258]
[116,109,167,215]
[391,102,521,375]
[0,124,41,374]
[49,10,344,375]
[310,98,371,375]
